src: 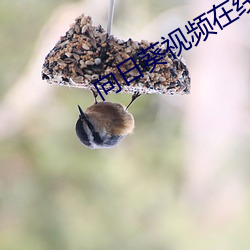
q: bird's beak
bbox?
[77,105,86,119]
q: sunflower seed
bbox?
[82,43,90,50]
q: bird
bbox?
[75,91,140,149]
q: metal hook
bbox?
[107,0,115,35]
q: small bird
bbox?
[75,91,140,149]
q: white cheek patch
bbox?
[83,122,95,147]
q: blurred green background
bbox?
[1,0,250,249]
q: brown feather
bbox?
[85,102,134,135]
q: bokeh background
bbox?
[1,0,250,249]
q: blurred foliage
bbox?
[0,0,71,98]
